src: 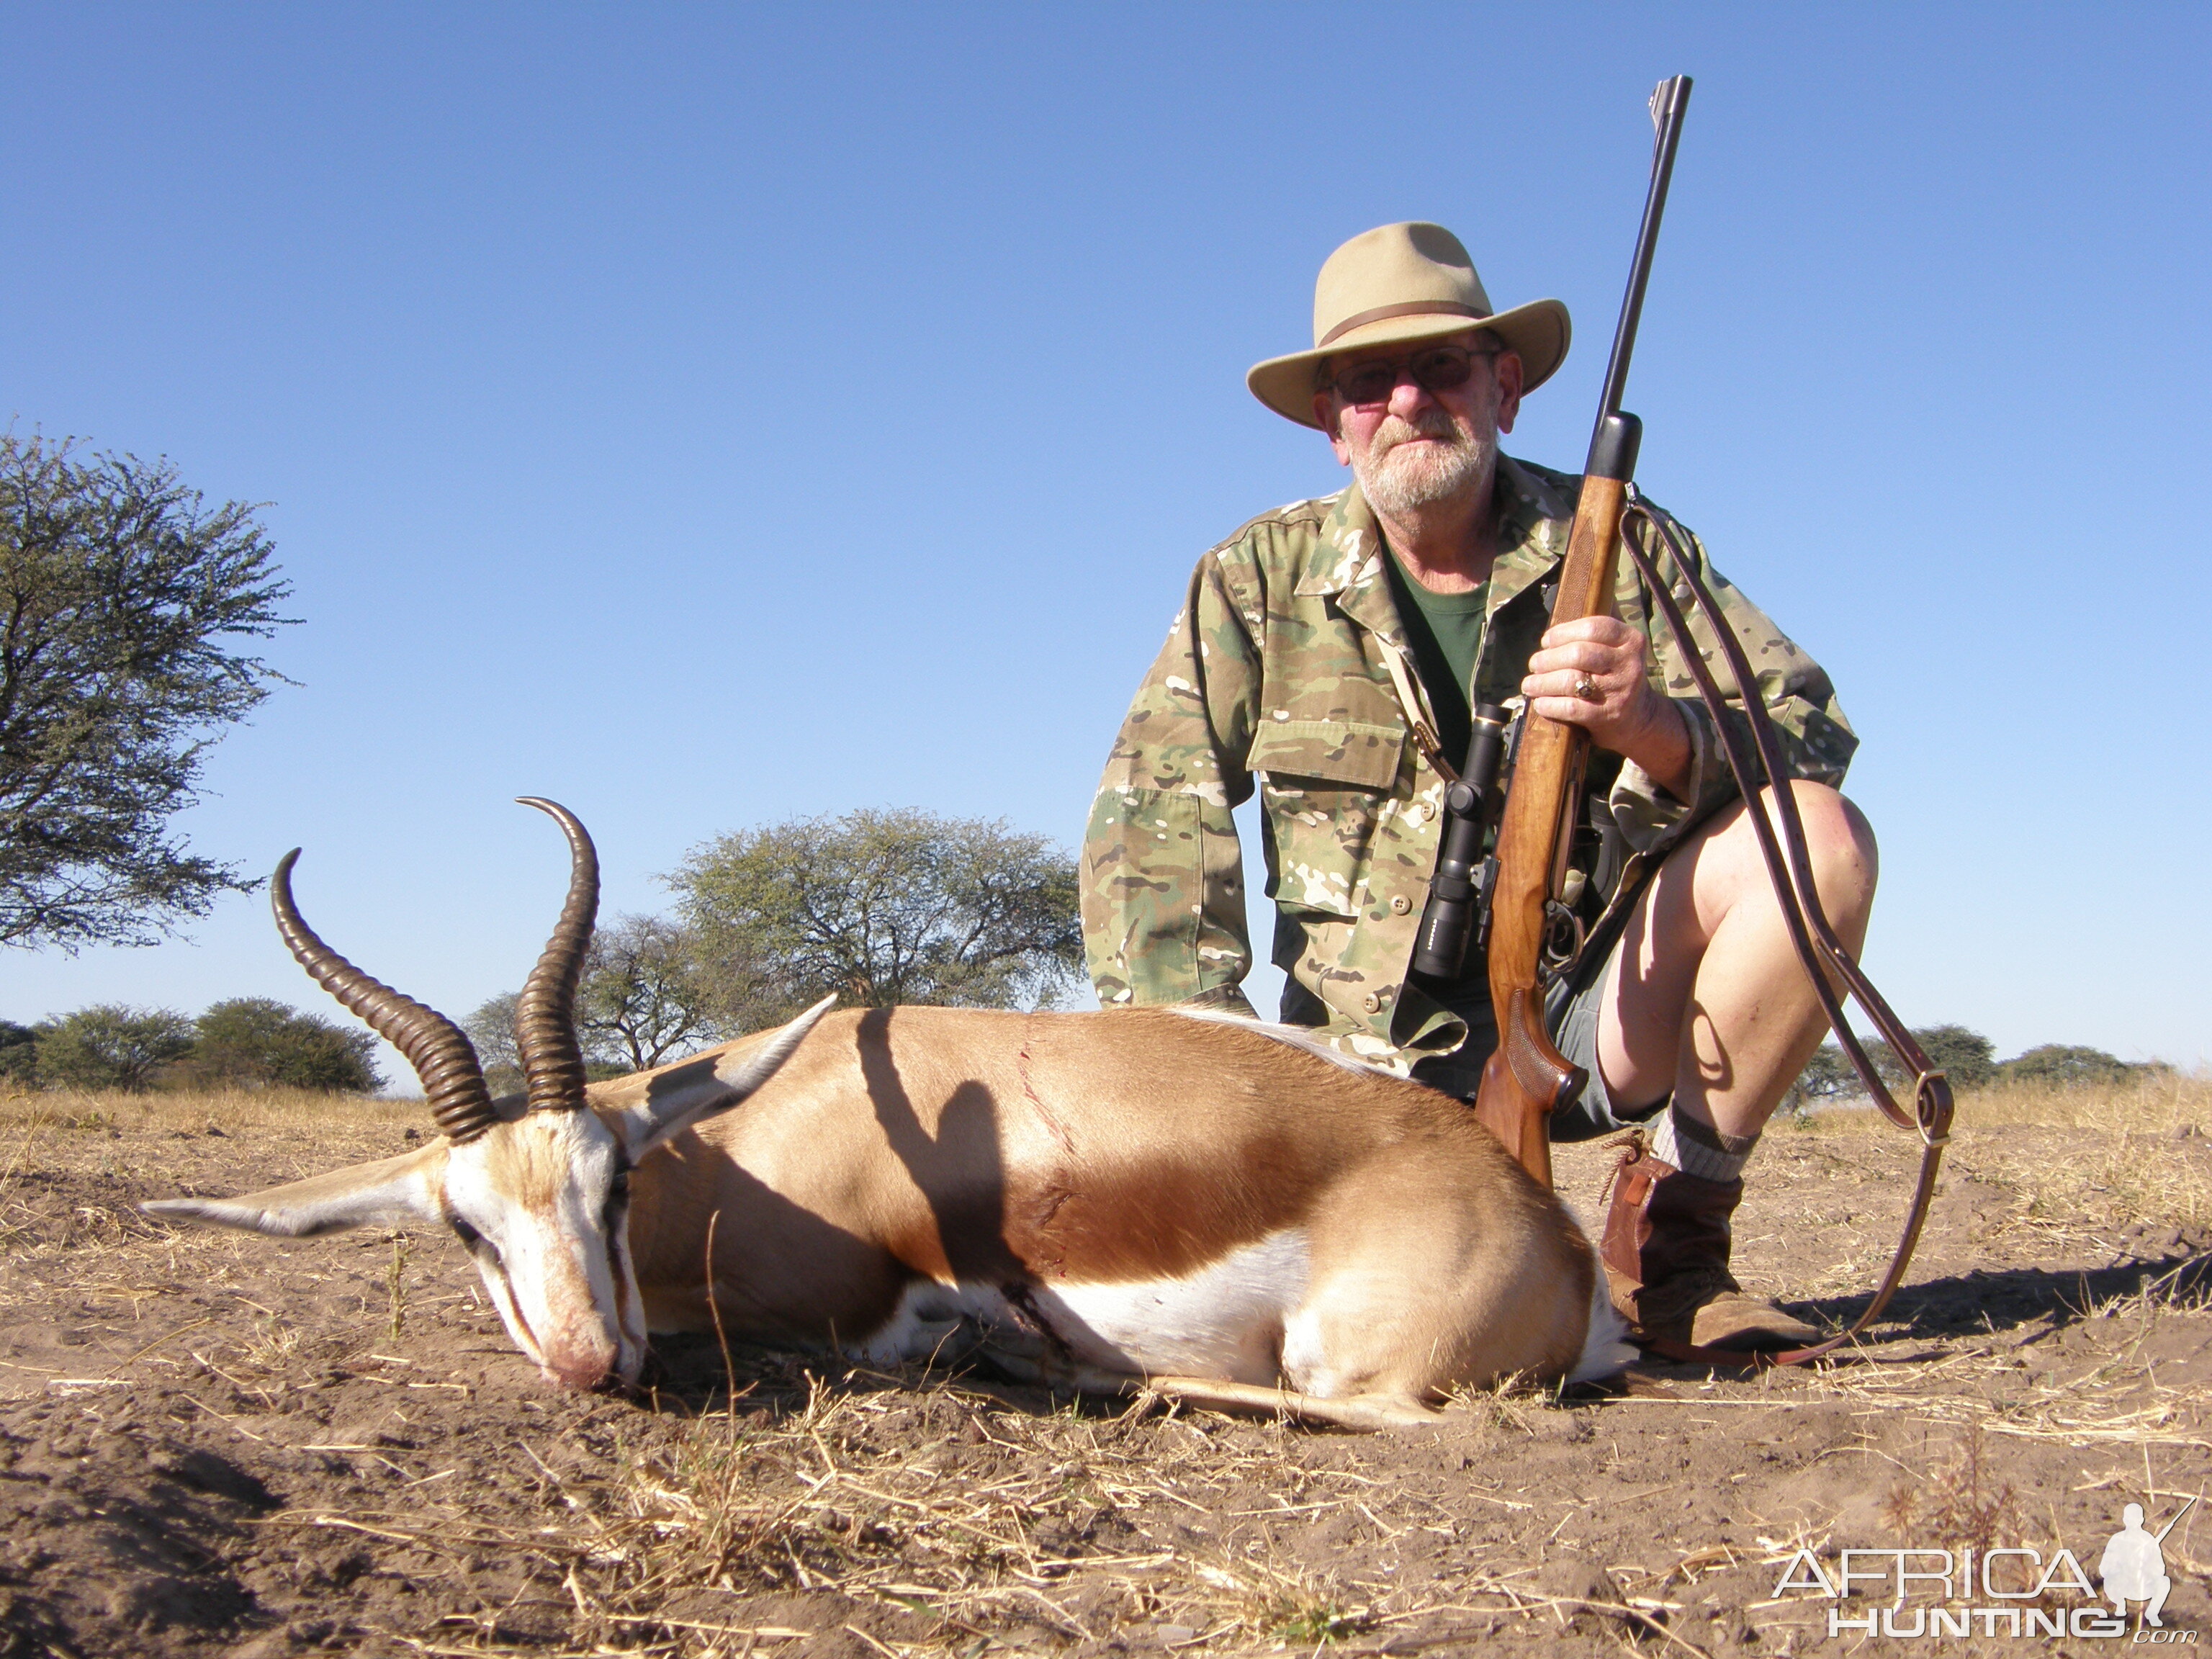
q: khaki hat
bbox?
[1246,222,1571,429]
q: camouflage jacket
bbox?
[1079,455,1858,1071]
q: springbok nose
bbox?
[541,1342,619,1393]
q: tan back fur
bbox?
[614,1007,1598,1393]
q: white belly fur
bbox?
[852,1228,1311,1386]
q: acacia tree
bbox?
[577,913,724,1070]
[1998,1043,2140,1087]
[1782,1044,1856,1115]
[0,1020,36,1084]
[671,807,1084,1022]
[1867,1024,1997,1090]
[463,991,523,1095]
[189,997,382,1092]
[34,1004,194,1092]
[465,916,725,1084]
[1791,1023,2000,1112]
[0,435,292,948]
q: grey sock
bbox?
[1648,1104,1757,1182]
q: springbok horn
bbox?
[271,850,500,1145]
[511,798,598,1114]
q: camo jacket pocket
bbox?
[1249,719,1403,920]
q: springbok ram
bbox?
[146,801,1627,1429]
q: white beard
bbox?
[1352,411,1494,518]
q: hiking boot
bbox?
[1599,1138,1819,1352]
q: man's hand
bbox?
[1521,616,1694,800]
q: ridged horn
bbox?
[511,798,599,1114]
[271,849,499,1145]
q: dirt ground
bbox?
[3,1075,2209,1658]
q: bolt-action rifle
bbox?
[1462,83,1954,1372]
[1471,76,1693,1189]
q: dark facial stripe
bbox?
[603,1144,636,1343]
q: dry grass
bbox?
[207,1361,1712,1658]
[576,1377,1237,1651]
[1784,1069,2212,1250]
[1767,1068,2212,1506]
[544,1371,1686,1657]
[1954,1071,2212,1241]
[0,1083,420,1260]
[0,1081,423,1138]
[1957,1067,2212,1133]
[1792,1066,2212,1136]
[11,1077,2212,1654]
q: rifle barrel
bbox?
[2154,1493,2200,1545]
[1475,78,1696,1187]
[1589,75,1693,460]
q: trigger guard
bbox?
[1539,901,1585,980]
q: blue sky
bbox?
[1,3,2204,1076]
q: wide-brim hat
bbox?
[1247,222,1571,429]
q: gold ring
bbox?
[1573,675,1601,702]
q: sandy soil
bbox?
[2,1087,2208,1658]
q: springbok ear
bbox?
[143,1145,446,1238]
[626,995,836,1155]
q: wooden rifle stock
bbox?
[1473,78,1691,1185]
[1475,474,1627,1187]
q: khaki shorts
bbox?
[1408,892,1668,1143]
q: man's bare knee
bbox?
[1761,781,1877,920]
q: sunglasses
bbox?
[1328,343,1498,408]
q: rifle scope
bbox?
[1409,701,1512,982]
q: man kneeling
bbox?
[1080,222,1872,1350]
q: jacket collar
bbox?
[1293,455,1575,619]
[1485,454,1575,614]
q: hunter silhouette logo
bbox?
[2102,1497,2195,1629]
[1767,1493,2203,1640]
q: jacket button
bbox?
[1390,894,1411,914]
[1362,993,1381,1013]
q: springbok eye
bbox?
[603,1166,631,1226]
[449,1215,501,1267]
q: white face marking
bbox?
[441,1110,641,1390]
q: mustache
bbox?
[1369,410,1468,459]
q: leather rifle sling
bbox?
[1601,491,1955,1370]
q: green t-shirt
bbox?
[1382,551,1488,769]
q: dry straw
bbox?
[6,1071,2206,1655]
